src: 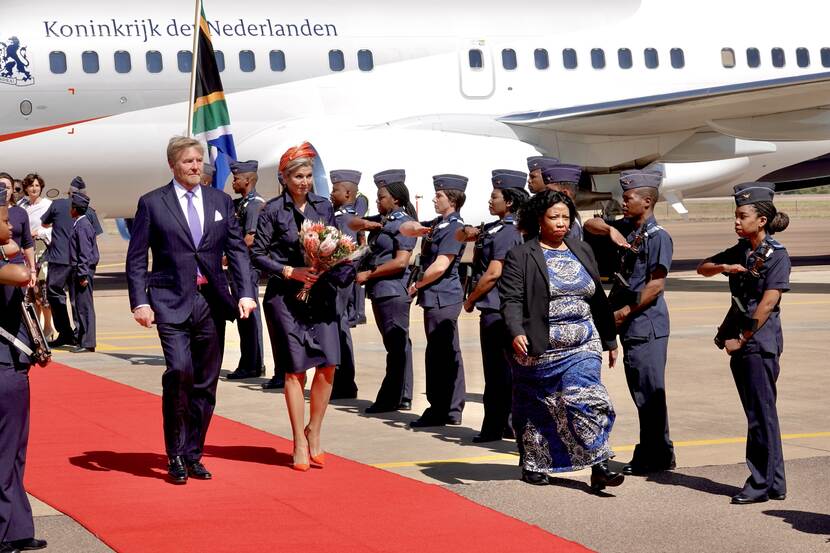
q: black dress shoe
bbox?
[521,469,549,486]
[590,462,624,491]
[731,493,768,505]
[69,346,95,353]
[226,369,260,380]
[365,403,396,414]
[622,458,676,476]
[472,433,502,443]
[398,400,412,411]
[48,336,76,348]
[0,543,20,553]
[186,461,212,480]
[410,416,445,428]
[769,492,787,500]
[330,390,358,400]
[10,538,47,551]
[167,456,187,484]
[261,376,285,390]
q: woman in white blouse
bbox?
[17,173,54,340]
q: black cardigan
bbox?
[499,237,617,356]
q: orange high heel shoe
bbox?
[292,442,310,472]
[305,427,326,467]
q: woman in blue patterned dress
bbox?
[500,190,623,492]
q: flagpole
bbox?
[186,0,203,137]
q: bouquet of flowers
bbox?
[297,220,366,302]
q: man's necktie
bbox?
[185,190,205,283]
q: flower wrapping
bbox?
[296,220,366,302]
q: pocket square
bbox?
[214,210,223,222]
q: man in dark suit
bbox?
[126,136,256,484]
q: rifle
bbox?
[462,264,475,300]
[712,242,773,349]
[406,254,423,290]
[0,295,52,367]
[465,223,486,300]
[607,224,648,311]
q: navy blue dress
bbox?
[709,235,790,499]
[364,210,417,407]
[252,192,349,373]
[471,215,522,437]
[416,212,466,423]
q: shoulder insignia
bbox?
[437,221,450,229]
[487,224,504,235]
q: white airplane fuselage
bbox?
[2,0,830,221]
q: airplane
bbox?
[2,0,830,226]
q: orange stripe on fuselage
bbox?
[0,116,108,143]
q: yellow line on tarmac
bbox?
[370,431,830,469]
[97,262,126,269]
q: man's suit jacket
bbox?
[126,181,254,325]
[499,236,617,357]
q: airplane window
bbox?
[721,48,736,68]
[822,48,830,67]
[177,50,193,73]
[562,48,577,69]
[534,49,549,70]
[214,50,225,72]
[329,49,345,71]
[644,48,659,69]
[146,51,163,73]
[114,51,131,74]
[618,48,633,69]
[670,48,685,69]
[20,100,32,116]
[796,48,810,68]
[239,50,256,72]
[746,48,761,68]
[502,49,518,70]
[49,51,67,74]
[591,48,605,69]
[771,48,785,68]
[82,51,100,74]
[358,49,374,71]
[270,50,286,71]
[469,49,483,69]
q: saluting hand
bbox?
[512,335,529,357]
[133,306,155,328]
[722,264,748,275]
[463,299,475,313]
[238,298,257,319]
[724,338,743,355]
[609,227,630,250]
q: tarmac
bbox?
[23,214,830,552]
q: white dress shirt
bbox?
[172,178,204,237]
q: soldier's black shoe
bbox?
[69,346,95,353]
[590,462,624,491]
[521,469,549,486]
[472,432,502,443]
[48,335,77,348]
[226,369,260,380]
[186,461,212,480]
[365,403,396,414]
[398,400,412,411]
[168,456,188,484]
[330,389,358,400]
[731,493,768,505]
[622,458,676,476]
[9,538,47,551]
[0,543,20,553]
[262,376,285,390]
[769,492,787,500]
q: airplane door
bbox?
[458,40,494,99]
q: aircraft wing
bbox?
[499,71,830,139]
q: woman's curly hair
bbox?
[518,190,576,239]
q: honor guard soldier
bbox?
[540,163,584,240]
[226,160,268,381]
[40,176,103,349]
[68,191,99,353]
[0,191,48,553]
[526,156,560,195]
[351,190,370,326]
[328,169,361,400]
[201,161,215,187]
[697,182,790,505]
[584,169,675,475]
[0,179,34,276]
[459,169,528,442]
[402,174,468,427]
[355,169,418,413]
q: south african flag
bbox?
[191,2,236,189]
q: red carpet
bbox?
[25,363,591,553]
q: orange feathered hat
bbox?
[279,142,317,175]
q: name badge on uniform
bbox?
[214,210,223,222]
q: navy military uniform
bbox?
[471,170,525,440]
[330,169,362,400]
[229,160,266,378]
[709,182,789,502]
[412,175,468,426]
[68,192,99,351]
[0,191,38,550]
[540,163,583,240]
[6,201,33,267]
[350,192,370,326]
[41,177,102,347]
[364,169,417,411]
[606,170,675,470]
